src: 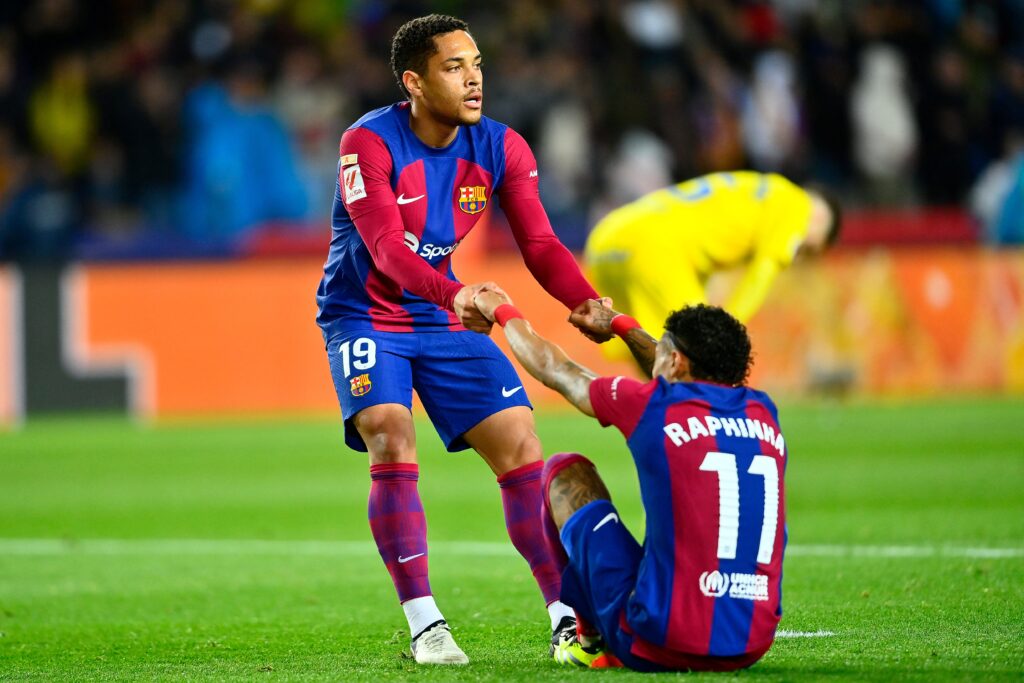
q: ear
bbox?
[670,349,692,382]
[403,70,423,98]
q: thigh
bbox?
[411,331,531,452]
[462,406,541,476]
[326,331,414,452]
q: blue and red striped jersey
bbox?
[316,102,597,341]
[589,375,786,664]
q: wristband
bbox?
[610,314,641,338]
[494,304,525,327]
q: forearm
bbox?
[621,326,658,378]
[519,238,598,310]
[502,195,598,309]
[503,319,597,417]
[355,208,462,310]
[499,127,599,310]
[725,258,780,324]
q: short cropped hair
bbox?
[664,305,752,386]
[390,14,469,98]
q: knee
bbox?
[517,430,544,462]
[354,409,416,463]
[542,452,594,492]
[493,429,543,473]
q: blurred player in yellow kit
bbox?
[584,172,841,357]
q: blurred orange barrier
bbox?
[80,259,335,415]
[2,246,1022,426]
[743,247,1024,396]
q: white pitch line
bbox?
[786,545,1024,559]
[0,539,1021,559]
[776,630,836,638]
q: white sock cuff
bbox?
[547,600,575,630]
[403,595,444,639]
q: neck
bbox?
[409,101,459,148]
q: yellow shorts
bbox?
[585,246,706,361]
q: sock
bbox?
[578,616,602,647]
[541,453,602,640]
[497,460,562,605]
[368,463,431,603]
[403,595,445,640]
[547,600,575,630]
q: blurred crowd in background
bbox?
[1,0,1024,261]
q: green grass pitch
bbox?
[1,398,1022,681]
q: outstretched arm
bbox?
[498,129,604,315]
[339,127,493,333]
[569,300,659,377]
[725,256,781,324]
[475,290,598,417]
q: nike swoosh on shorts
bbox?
[593,512,619,532]
[502,386,524,398]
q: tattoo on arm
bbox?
[623,328,658,378]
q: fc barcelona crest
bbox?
[458,185,488,214]
[350,373,372,396]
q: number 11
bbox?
[699,452,780,564]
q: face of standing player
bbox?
[405,30,483,131]
[795,194,833,261]
[652,334,692,382]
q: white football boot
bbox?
[411,620,469,665]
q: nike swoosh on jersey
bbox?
[592,512,619,532]
[396,194,425,205]
[501,386,524,398]
[397,553,425,563]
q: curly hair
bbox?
[390,14,470,98]
[664,305,752,386]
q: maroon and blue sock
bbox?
[498,460,562,604]
[541,452,601,639]
[368,463,431,603]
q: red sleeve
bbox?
[498,128,599,310]
[339,127,462,310]
[588,376,657,439]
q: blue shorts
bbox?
[559,499,666,673]
[326,329,531,452]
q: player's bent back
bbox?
[585,375,787,667]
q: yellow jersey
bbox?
[585,172,813,324]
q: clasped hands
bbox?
[454,282,616,342]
